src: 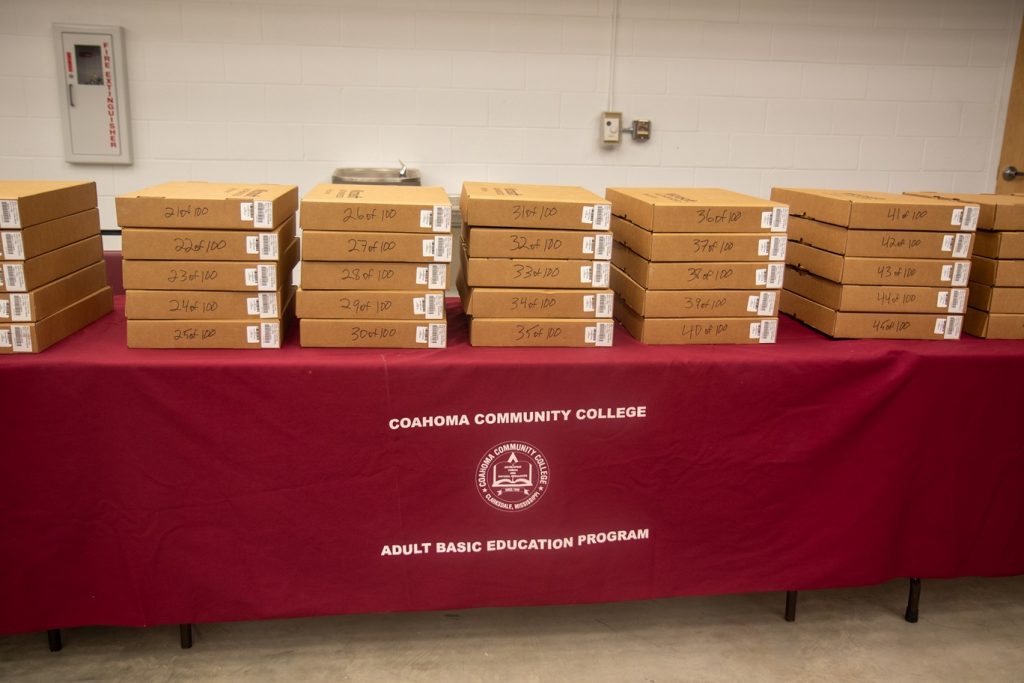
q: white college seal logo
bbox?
[477,441,549,512]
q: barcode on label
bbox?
[427,264,446,289]
[594,234,612,259]
[583,294,595,312]
[756,268,767,286]
[12,324,32,352]
[761,211,774,229]
[246,236,260,255]
[960,205,979,232]
[0,329,9,347]
[583,236,595,255]
[433,205,452,233]
[254,200,273,229]
[245,268,258,287]
[424,294,444,319]
[0,200,20,229]
[259,293,278,318]
[949,289,966,314]
[593,204,610,230]
[940,265,953,282]
[758,291,776,316]
[758,319,778,343]
[586,322,613,346]
[416,266,428,285]
[772,207,788,232]
[258,264,276,291]
[937,291,950,309]
[11,293,29,321]
[747,295,759,313]
[260,234,278,260]
[766,264,784,289]
[596,293,613,317]
[941,235,954,252]
[422,239,435,258]
[246,325,260,343]
[246,296,261,316]
[582,206,594,224]
[428,323,446,348]
[770,236,786,260]
[420,210,433,229]
[591,261,610,287]
[3,264,26,292]
[2,232,24,259]
[953,234,970,259]
[952,261,969,286]
[0,300,7,318]
[260,322,280,348]
[951,208,962,226]
[241,202,254,221]
[433,236,452,262]
[758,239,770,256]
[580,265,592,283]
[945,316,962,339]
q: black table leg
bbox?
[47,629,62,652]
[179,623,193,649]
[905,578,921,623]
[784,590,798,622]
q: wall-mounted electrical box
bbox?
[53,24,132,165]
[602,112,622,144]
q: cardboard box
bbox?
[970,256,1024,287]
[464,256,610,289]
[302,230,452,263]
[905,192,1024,230]
[121,214,296,261]
[785,267,967,314]
[0,286,112,354]
[122,239,298,292]
[300,184,451,233]
[296,289,446,320]
[771,187,978,232]
[126,289,295,349]
[468,317,614,347]
[612,215,785,262]
[464,227,612,260]
[0,181,97,229]
[300,319,447,348]
[115,181,298,230]
[613,266,778,317]
[1,208,100,261]
[972,230,1024,260]
[461,182,611,231]
[301,261,447,291]
[0,261,108,323]
[787,241,970,287]
[788,216,972,259]
[964,308,1024,339]
[125,287,289,320]
[1,235,103,292]
[781,290,962,339]
[606,187,789,233]
[616,296,777,344]
[613,242,784,290]
[967,283,1024,313]
[458,276,613,319]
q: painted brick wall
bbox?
[0,0,1021,232]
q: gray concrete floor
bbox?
[1,577,1022,682]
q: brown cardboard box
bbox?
[302,230,453,263]
[126,289,295,349]
[300,184,452,233]
[464,256,610,289]
[122,214,296,261]
[970,256,1024,286]
[468,317,614,347]
[771,187,978,232]
[0,286,112,354]
[461,182,611,231]
[788,216,972,259]
[459,276,613,319]
[967,283,1024,313]
[122,239,298,292]
[787,241,970,287]
[612,215,786,262]
[964,307,1024,339]
[125,287,289,320]
[616,296,778,344]
[296,289,446,320]
[1,209,100,261]
[785,267,967,314]
[301,261,447,291]
[613,266,778,317]
[613,242,784,290]
[0,261,108,323]
[0,181,97,229]
[115,181,298,230]
[464,227,612,260]
[972,230,1024,259]
[300,319,447,348]
[781,290,963,339]
[606,187,789,233]
[1,235,103,292]
[905,192,1024,230]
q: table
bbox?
[2,295,1023,636]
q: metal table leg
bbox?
[47,629,63,652]
[905,578,921,623]
[179,623,193,649]
[785,590,798,622]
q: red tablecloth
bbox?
[1,296,1023,635]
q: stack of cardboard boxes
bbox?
[607,188,788,345]
[117,181,299,349]
[458,182,615,347]
[0,181,112,353]
[297,184,451,348]
[906,192,1024,339]
[774,188,977,340]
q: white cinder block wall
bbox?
[0,0,1021,232]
